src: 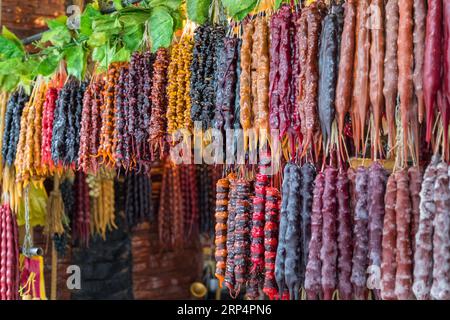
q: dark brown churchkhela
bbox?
[290,9,301,149]
[303,3,323,152]
[149,48,169,160]
[214,37,238,131]
[112,65,128,168]
[297,10,308,141]
[269,5,292,138]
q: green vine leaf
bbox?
[92,46,106,64]
[0,36,24,60]
[41,25,71,47]
[118,8,151,26]
[80,4,101,37]
[111,47,131,63]
[36,52,61,76]
[88,31,107,47]
[123,24,144,52]
[47,16,68,29]
[146,0,181,12]
[275,0,283,10]
[0,58,22,75]
[148,6,174,53]
[0,74,20,92]
[187,0,211,24]
[92,14,121,34]
[221,0,257,20]
[0,26,25,59]
[65,46,86,80]
[113,0,123,10]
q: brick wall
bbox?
[1,0,66,38]
[132,222,203,300]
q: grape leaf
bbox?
[187,0,211,24]
[80,4,101,37]
[65,46,85,79]
[111,47,131,63]
[41,26,71,47]
[221,0,257,19]
[146,0,181,12]
[37,52,61,76]
[148,6,174,52]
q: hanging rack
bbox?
[20,0,144,45]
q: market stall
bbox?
[0,0,449,300]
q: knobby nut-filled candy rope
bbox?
[98,63,121,167]
[2,90,28,167]
[89,79,105,172]
[113,64,129,168]
[247,172,269,300]
[166,43,180,134]
[78,84,93,172]
[263,187,281,300]
[149,48,169,160]
[224,176,237,295]
[214,177,230,287]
